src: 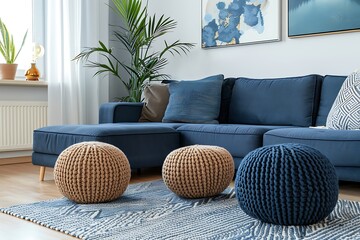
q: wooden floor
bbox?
[0,161,162,240]
[0,160,359,240]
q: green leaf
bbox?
[0,18,27,64]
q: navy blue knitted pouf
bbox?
[235,143,338,226]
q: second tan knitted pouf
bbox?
[54,142,131,204]
[162,145,234,198]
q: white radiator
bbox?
[0,101,48,152]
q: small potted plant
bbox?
[0,18,27,80]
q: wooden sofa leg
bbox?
[39,166,46,181]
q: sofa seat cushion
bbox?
[33,123,180,169]
[177,124,291,159]
[264,128,360,167]
[101,122,185,129]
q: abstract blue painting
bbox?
[289,0,360,37]
[201,0,281,48]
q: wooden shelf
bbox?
[0,79,47,87]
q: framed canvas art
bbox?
[201,0,281,48]
[288,0,360,37]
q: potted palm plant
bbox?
[74,0,194,102]
[0,18,28,80]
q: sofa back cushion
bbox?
[315,75,347,126]
[228,75,322,126]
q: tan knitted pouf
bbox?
[162,145,234,198]
[54,142,131,204]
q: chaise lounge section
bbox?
[33,122,181,180]
[32,74,360,182]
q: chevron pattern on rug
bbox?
[1,180,360,240]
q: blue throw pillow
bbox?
[163,75,224,123]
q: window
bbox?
[0,0,44,79]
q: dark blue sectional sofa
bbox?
[33,74,360,182]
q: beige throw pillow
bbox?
[139,84,169,122]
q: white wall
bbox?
[146,0,360,79]
[108,1,131,101]
[98,0,110,106]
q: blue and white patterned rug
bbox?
[1,180,360,240]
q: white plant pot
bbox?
[0,63,18,80]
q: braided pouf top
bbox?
[235,143,338,226]
[162,145,234,198]
[54,142,131,204]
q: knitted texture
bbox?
[54,142,131,204]
[235,143,338,226]
[162,145,234,198]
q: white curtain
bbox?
[45,0,109,125]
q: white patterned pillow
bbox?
[326,71,360,130]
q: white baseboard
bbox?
[0,151,32,159]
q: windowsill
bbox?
[0,79,47,87]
